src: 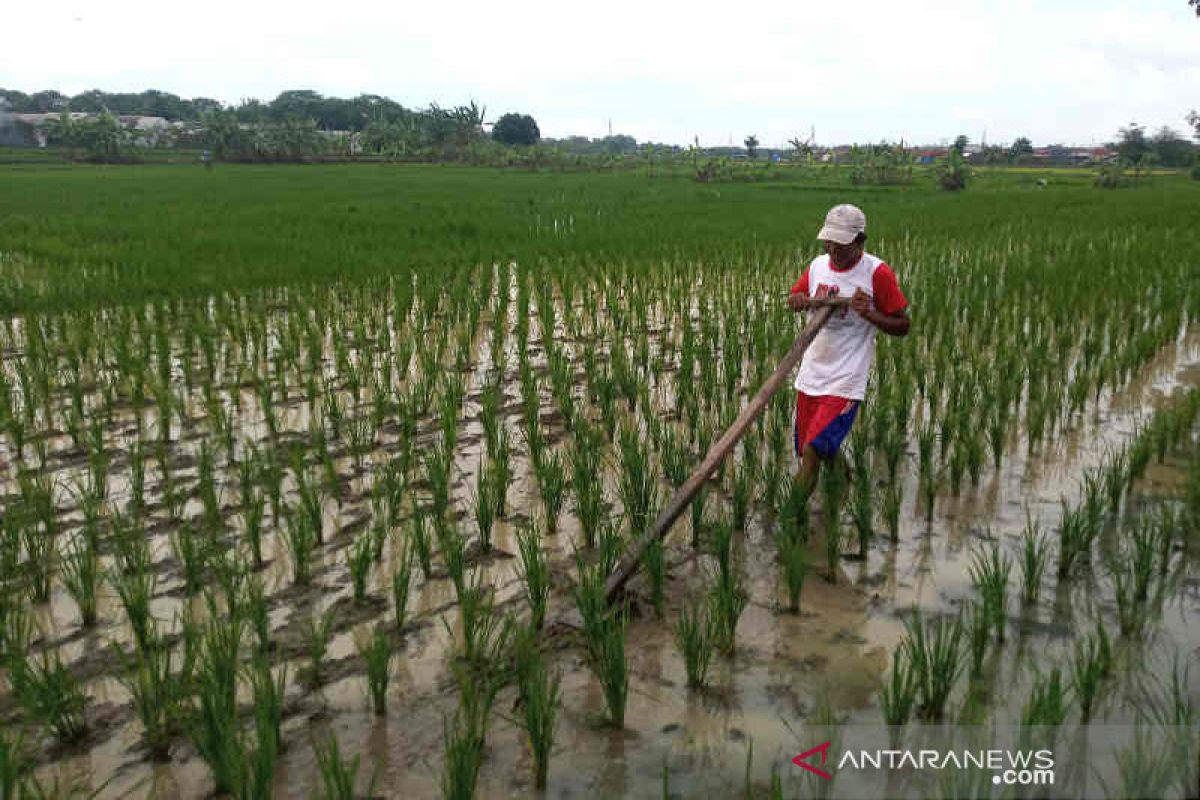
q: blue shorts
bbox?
[794,393,859,459]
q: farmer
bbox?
[787,203,910,494]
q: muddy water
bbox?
[4,307,1199,798]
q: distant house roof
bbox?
[117,115,171,129]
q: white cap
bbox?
[816,204,866,244]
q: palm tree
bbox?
[744,134,759,159]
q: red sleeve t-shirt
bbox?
[790,262,907,314]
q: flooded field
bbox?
[0,180,1198,799]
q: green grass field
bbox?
[1,162,1195,311]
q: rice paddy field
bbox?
[0,163,1198,798]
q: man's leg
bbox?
[796,443,821,500]
[793,392,818,497]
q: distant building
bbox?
[1032,146,1113,165]
[8,112,180,148]
[912,148,948,165]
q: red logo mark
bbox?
[792,741,834,780]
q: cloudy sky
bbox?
[4,0,1199,147]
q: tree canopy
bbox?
[492,113,540,146]
[1110,122,1196,168]
[1008,136,1034,163]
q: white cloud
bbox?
[2,0,1198,145]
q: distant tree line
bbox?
[1,88,224,121]
[1,87,560,162]
[1110,123,1196,168]
[0,87,458,131]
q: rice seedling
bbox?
[1128,518,1157,602]
[313,730,375,800]
[776,524,808,614]
[345,413,376,473]
[878,647,919,727]
[356,625,393,715]
[60,533,100,627]
[572,553,605,636]
[586,606,630,727]
[110,565,157,655]
[392,546,413,633]
[848,447,873,558]
[250,647,286,742]
[1021,665,1069,727]
[171,521,210,596]
[304,606,337,687]
[516,521,550,630]
[19,525,54,605]
[1019,516,1048,604]
[471,460,496,552]
[1112,556,1149,638]
[247,575,272,653]
[12,649,90,743]
[917,466,938,525]
[292,458,326,544]
[243,658,286,800]
[690,485,707,550]
[451,572,513,667]
[490,426,513,518]
[441,711,484,800]
[731,455,755,532]
[570,428,605,548]
[0,728,27,798]
[259,448,285,526]
[673,597,714,690]
[710,514,734,575]
[197,441,222,533]
[1070,627,1111,723]
[902,611,964,722]
[409,511,433,580]
[479,376,502,456]
[1056,501,1091,580]
[819,455,849,572]
[1154,504,1177,575]
[347,531,373,603]
[1108,724,1179,800]
[618,423,659,535]
[964,600,990,679]
[424,444,453,521]
[659,424,689,489]
[587,519,617,576]
[436,520,467,596]
[534,448,569,535]
[709,564,747,656]
[282,509,318,586]
[882,479,902,542]
[115,633,191,760]
[513,635,561,789]
[968,542,1011,642]
[242,490,266,569]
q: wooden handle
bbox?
[603,299,846,603]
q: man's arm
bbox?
[856,262,910,336]
[851,288,910,336]
[782,272,811,311]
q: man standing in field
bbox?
[788,204,910,492]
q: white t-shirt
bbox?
[790,251,907,400]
